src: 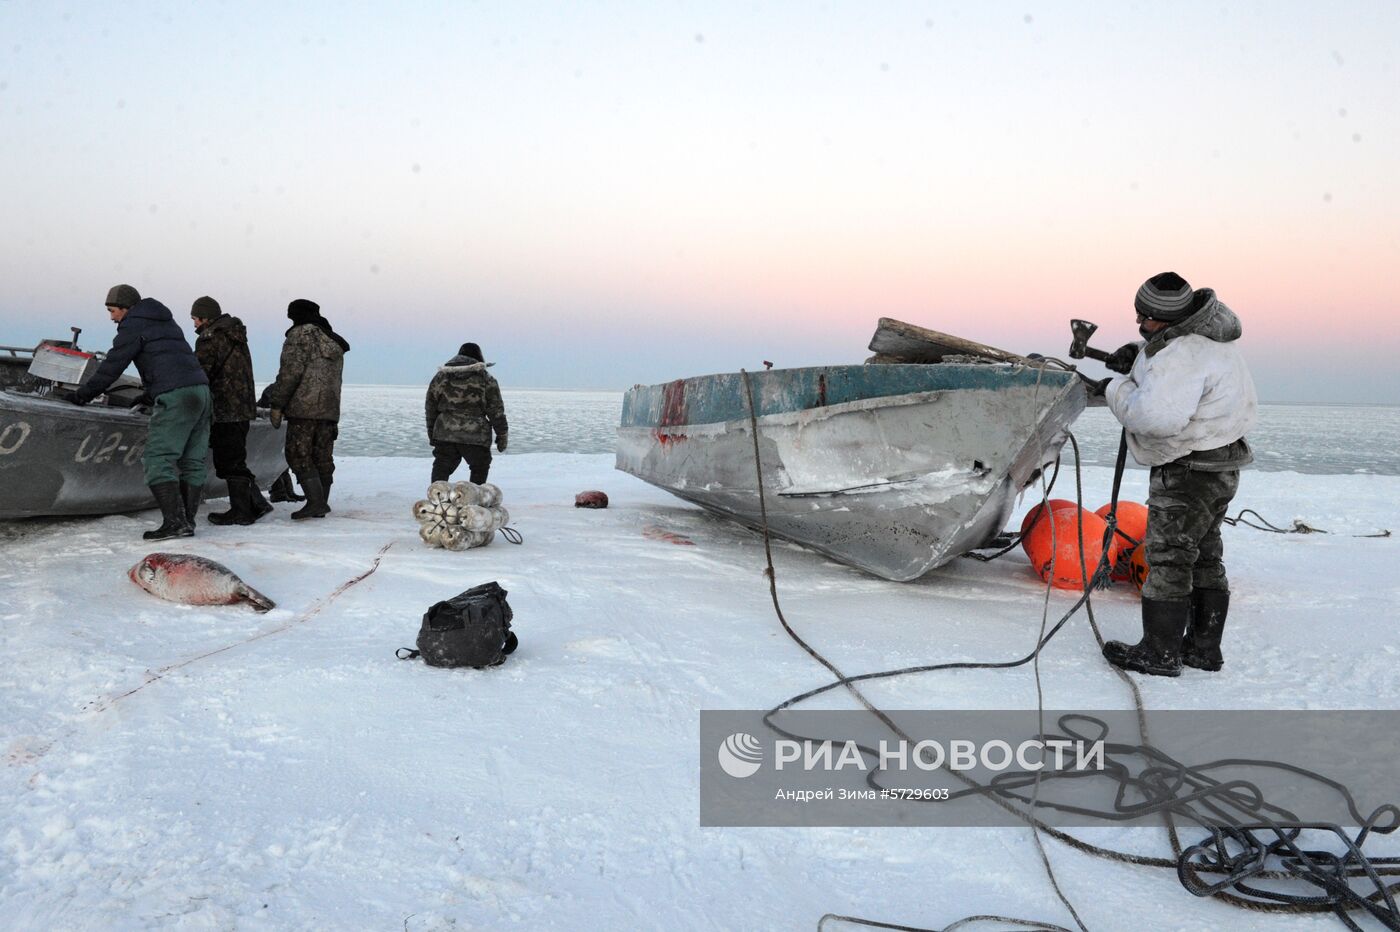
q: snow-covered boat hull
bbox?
[0,389,287,520]
[616,364,1085,581]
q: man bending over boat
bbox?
[1097,272,1258,677]
[191,295,273,525]
[425,342,508,484]
[70,284,212,540]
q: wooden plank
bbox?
[867,317,1033,366]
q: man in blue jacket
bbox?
[72,284,213,540]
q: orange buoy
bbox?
[1128,543,1150,592]
[1021,506,1119,590]
[1020,499,1079,536]
[1094,501,1149,581]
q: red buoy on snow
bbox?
[1095,501,1148,581]
[1021,505,1119,590]
[1128,543,1150,592]
[1020,499,1079,536]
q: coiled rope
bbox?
[736,369,1400,931]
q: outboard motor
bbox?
[28,341,100,390]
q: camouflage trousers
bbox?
[284,417,337,483]
[1142,462,1240,601]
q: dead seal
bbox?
[129,553,276,613]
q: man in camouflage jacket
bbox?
[191,296,273,525]
[258,299,349,518]
[425,342,508,484]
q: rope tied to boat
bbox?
[736,369,1400,931]
[738,368,1091,932]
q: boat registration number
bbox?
[75,430,145,466]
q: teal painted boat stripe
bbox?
[619,364,1076,428]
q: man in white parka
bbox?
[1098,272,1259,677]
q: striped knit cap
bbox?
[1134,272,1194,322]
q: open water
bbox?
[337,386,1400,476]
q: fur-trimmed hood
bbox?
[438,354,494,373]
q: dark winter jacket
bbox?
[259,322,346,422]
[425,355,507,446]
[194,314,257,423]
[74,298,209,404]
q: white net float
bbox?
[476,483,502,508]
[452,481,481,506]
[490,506,510,530]
[443,525,472,551]
[461,504,494,532]
[420,519,445,544]
[442,504,460,525]
[466,530,494,548]
[412,499,433,521]
[427,481,453,504]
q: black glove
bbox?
[1086,377,1113,398]
[1104,342,1140,375]
[61,388,89,406]
[496,434,508,453]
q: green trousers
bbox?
[144,385,213,486]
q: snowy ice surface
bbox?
[2,454,1398,930]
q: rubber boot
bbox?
[208,478,255,526]
[248,481,274,520]
[322,474,333,514]
[291,474,330,520]
[1103,597,1190,677]
[180,482,203,528]
[1182,589,1229,672]
[269,470,305,502]
[144,482,194,540]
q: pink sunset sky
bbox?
[1,2,1396,402]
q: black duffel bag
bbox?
[397,581,518,668]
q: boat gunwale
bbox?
[619,362,1080,429]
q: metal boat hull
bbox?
[0,391,287,519]
[616,364,1085,581]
